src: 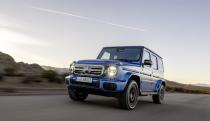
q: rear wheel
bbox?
[118,80,139,110]
[152,85,165,104]
[68,86,88,101]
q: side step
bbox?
[141,91,158,95]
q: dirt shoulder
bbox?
[0,76,67,96]
[0,87,67,96]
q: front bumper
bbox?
[68,85,122,97]
[65,75,127,95]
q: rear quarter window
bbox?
[158,57,164,72]
[151,55,158,70]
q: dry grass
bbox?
[21,76,43,84]
[166,81,210,94]
[0,87,17,93]
[0,74,3,81]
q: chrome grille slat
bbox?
[74,64,104,77]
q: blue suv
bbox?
[65,46,166,110]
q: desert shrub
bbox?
[22,76,43,84]
[166,86,173,92]
[166,86,210,94]
[55,76,63,84]
[61,73,69,79]
[4,67,17,76]
[42,70,66,84]
[58,73,69,84]
[0,74,3,81]
[42,70,58,83]
[1,87,17,93]
[15,73,25,77]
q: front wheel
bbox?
[118,80,139,110]
[152,85,165,104]
[68,86,88,101]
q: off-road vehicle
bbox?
[65,46,166,110]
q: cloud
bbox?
[30,6,146,32]
[0,26,49,47]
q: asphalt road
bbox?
[0,93,210,121]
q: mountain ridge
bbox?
[41,65,69,74]
[193,83,210,87]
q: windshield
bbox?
[97,47,142,62]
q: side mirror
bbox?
[143,60,153,66]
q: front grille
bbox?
[74,64,104,77]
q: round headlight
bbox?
[107,65,117,77]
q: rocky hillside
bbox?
[0,52,17,73]
[167,80,210,94]
[0,52,44,76]
[42,66,69,74]
[193,83,210,87]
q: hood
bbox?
[76,59,140,66]
[76,59,120,65]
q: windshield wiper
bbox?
[114,59,132,62]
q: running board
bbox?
[141,91,158,95]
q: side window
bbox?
[151,55,158,70]
[158,58,164,72]
[101,52,110,60]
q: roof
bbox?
[103,46,163,59]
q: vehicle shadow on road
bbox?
[67,96,155,110]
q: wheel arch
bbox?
[124,73,141,94]
[155,80,166,91]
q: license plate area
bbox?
[76,77,93,83]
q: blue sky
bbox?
[0,0,210,84]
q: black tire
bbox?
[68,86,88,101]
[152,85,165,104]
[118,80,139,110]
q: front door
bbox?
[140,50,153,92]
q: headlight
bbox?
[69,62,76,74]
[107,65,117,77]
